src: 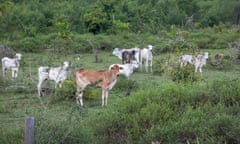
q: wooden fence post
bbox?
[24,116,34,144]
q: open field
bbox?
[1,0,240,143]
[0,49,240,143]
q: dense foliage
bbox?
[1,0,240,37]
[0,0,240,53]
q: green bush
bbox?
[34,108,97,144]
[153,58,168,76]
[9,37,48,52]
[114,76,140,98]
[88,80,240,143]
[54,80,76,102]
[211,79,240,107]
[83,86,101,100]
[170,64,200,83]
[0,127,23,144]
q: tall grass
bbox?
[87,80,240,143]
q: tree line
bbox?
[0,0,240,38]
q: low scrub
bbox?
[85,80,240,143]
[170,64,201,83]
[54,80,76,102]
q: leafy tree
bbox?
[83,7,109,34]
[1,0,240,38]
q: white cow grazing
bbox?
[112,47,141,64]
[179,54,193,67]
[140,45,153,73]
[109,60,139,79]
[192,52,209,74]
[2,53,22,78]
[37,61,70,97]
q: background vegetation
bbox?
[0,0,240,144]
[0,0,240,53]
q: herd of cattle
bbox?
[1,45,210,106]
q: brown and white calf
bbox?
[75,64,121,107]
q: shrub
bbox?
[229,40,240,60]
[34,108,97,144]
[205,112,240,143]
[83,86,101,100]
[113,75,140,97]
[170,64,200,83]
[89,80,240,143]
[194,22,201,29]
[0,44,15,59]
[211,79,240,107]
[9,37,47,52]
[54,80,76,102]
[153,58,172,76]
[0,127,23,144]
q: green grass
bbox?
[0,48,240,143]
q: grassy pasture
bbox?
[0,49,240,143]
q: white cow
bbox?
[2,53,22,78]
[192,52,209,74]
[112,47,141,64]
[140,45,153,72]
[109,61,139,79]
[180,52,209,74]
[179,54,193,67]
[37,61,70,97]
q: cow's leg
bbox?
[10,67,18,79]
[102,90,105,106]
[15,68,18,78]
[199,66,202,74]
[13,69,18,78]
[59,82,62,88]
[102,89,109,106]
[12,69,15,78]
[195,65,199,73]
[144,59,148,72]
[76,87,84,107]
[37,79,45,97]
[2,65,5,78]
[14,71,17,78]
[105,90,109,106]
[55,80,62,88]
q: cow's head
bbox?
[63,61,70,70]
[148,45,153,51]
[15,53,22,60]
[110,64,122,76]
[112,48,122,57]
